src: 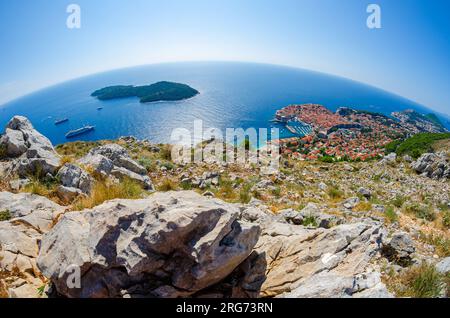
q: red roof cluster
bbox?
[275,104,409,161]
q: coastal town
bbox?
[274,104,447,161]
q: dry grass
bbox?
[59,155,75,166]
[0,267,31,298]
[385,263,446,298]
[432,138,450,154]
[0,272,9,298]
[419,232,450,257]
[22,175,61,203]
[73,178,145,210]
[354,201,373,212]
[327,185,344,202]
[157,178,179,192]
[56,141,103,158]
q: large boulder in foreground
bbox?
[0,192,64,298]
[239,206,393,298]
[0,116,60,176]
[37,191,260,298]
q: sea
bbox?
[0,61,447,146]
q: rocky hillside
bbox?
[0,116,449,298]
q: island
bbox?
[91,81,199,103]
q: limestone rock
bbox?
[358,187,372,199]
[0,116,60,176]
[8,178,30,191]
[412,152,450,180]
[380,153,397,165]
[56,185,84,203]
[0,191,64,232]
[57,164,93,194]
[0,197,57,298]
[278,209,304,225]
[78,144,154,190]
[382,231,415,266]
[436,257,450,274]
[110,166,154,190]
[37,191,260,298]
[0,128,27,157]
[343,197,360,210]
[242,210,388,298]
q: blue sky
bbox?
[0,0,449,115]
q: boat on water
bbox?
[55,118,69,125]
[285,119,313,137]
[65,125,95,138]
[97,107,103,110]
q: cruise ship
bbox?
[54,118,69,125]
[65,125,95,138]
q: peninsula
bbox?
[91,81,199,103]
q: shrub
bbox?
[0,144,6,159]
[384,140,402,154]
[239,183,253,204]
[160,161,175,171]
[138,157,154,172]
[302,215,318,228]
[388,263,445,298]
[180,180,192,190]
[23,174,58,197]
[217,179,237,201]
[318,155,335,163]
[384,206,398,223]
[327,186,344,200]
[393,133,450,159]
[0,210,11,221]
[272,186,281,198]
[443,210,450,229]
[404,203,436,222]
[159,146,172,161]
[74,178,145,210]
[391,195,406,208]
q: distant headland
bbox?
[91,81,199,103]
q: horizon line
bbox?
[0,59,448,118]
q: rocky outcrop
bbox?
[57,164,93,194]
[0,221,45,298]
[436,257,450,274]
[37,191,260,298]
[278,203,344,229]
[412,152,450,180]
[0,188,402,299]
[0,116,60,176]
[0,192,64,232]
[78,144,154,190]
[181,171,220,189]
[239,205,392,298]
[379,153,397,165]
[0,192,64,298]
[381,232,415,267]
